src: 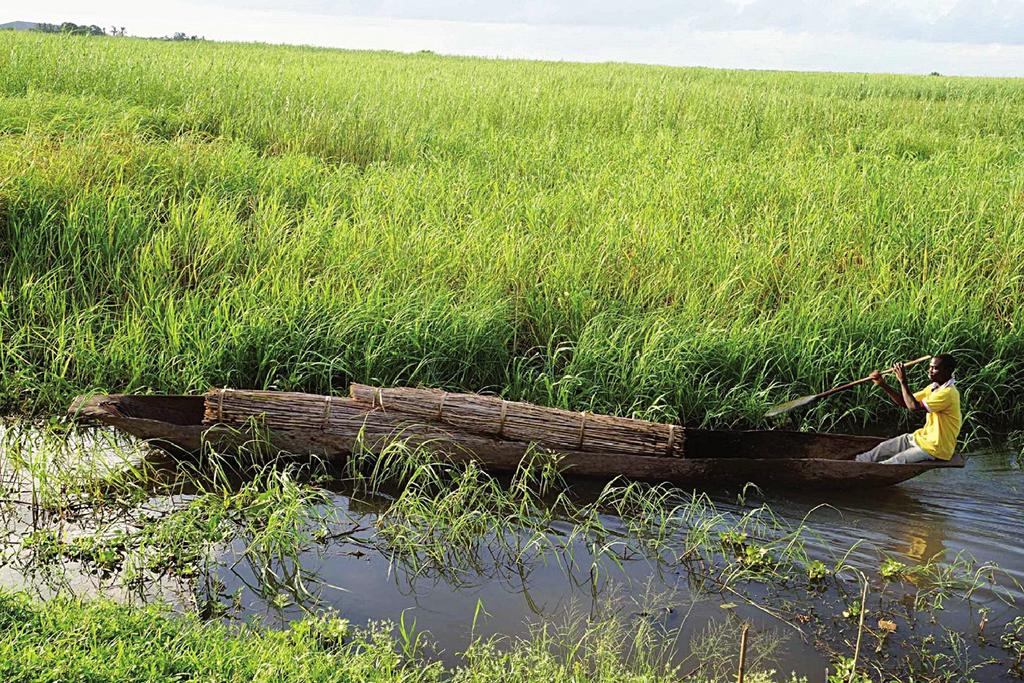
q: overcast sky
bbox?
[7,0,1024,77]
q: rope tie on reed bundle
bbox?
[497,400,508,438]
[217,388,228,422]
[437,392,447,421]
[666,424,677,458]
[374,388,385,411]
[320,396,333,430]
[577,411,587,450]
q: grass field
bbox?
[2,32,1023,432]
[1,590,815,683]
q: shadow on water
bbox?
[2,422,1022,680]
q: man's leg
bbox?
[879,447,935,465]
[854,434,916,463]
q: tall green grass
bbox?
[2,32,1023,431]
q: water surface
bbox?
[216,448,1023,680]
[2,425,1020,680]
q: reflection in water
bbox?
[2,423,1021,681]
[200,449,1021,680]
[756,449,1023,592]
[0,423,194,607]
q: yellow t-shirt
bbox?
[912,384,962,460]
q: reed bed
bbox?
[0,589,809,683]
[1,31,1023,435]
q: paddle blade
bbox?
[764,394,819,417]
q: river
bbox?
[216,448,1023,680]
[2,425,1021,680]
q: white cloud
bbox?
[6,0,1024,76]
[195,0,1024,45]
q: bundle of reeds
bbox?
[203,388,421,440]
[204,386,556,448]
[348,384,683,458]
[201,387,658,472]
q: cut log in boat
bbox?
[67,388,965,490]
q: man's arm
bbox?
[871,362,924,412]
[872,362,929,411]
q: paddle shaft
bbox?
[814,355,932,401]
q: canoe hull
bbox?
[69,394,963,490]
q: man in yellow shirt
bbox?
[854,354,961,465]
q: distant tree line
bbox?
[164,32,204,41]
[34,22,122,36]
[32,22,202,40]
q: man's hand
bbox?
[889,361,921,410]
[873,361,919,411]
[891,362,906,384]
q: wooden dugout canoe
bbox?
[67,392,965,490]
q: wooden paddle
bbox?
[764,355,932,417]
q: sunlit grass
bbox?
[1,32,1022,434]
[2,31,1023,676]
[0,588,821,682]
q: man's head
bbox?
[928,353,956,384]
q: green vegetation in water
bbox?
[0,590,824,683]
[1004,616,1024,676]
[1,32,1023,434]
[2,426,1020,681]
